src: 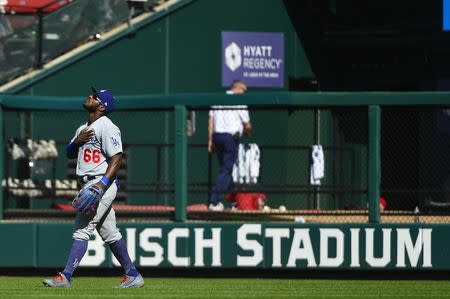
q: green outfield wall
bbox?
[0,222,447,270]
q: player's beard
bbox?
[83,102,97,112]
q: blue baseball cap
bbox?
[91,87,115,114]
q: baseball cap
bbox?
[91,87,115,114]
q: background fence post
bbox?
[368,105,381,223]
[175,105,187,222]
[35,10,44,69]
[0,106,3,219]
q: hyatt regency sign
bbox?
[222,32,284,88]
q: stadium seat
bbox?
[4,0,72,14]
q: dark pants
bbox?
[210,133,239,204]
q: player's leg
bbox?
[97,209,144,288]
[96,183,144,288]
[49,212,96,286]
[61,238,88,281]
[43,211,93,287]
[44,179,114,287]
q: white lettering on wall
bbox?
[396,228,432,268]
[79,225,434,270]
[366,228,391,267]
[237,224,263,266]
[287,229,317,267]
[266,228,290,267]
[168,228,190,267]
[194,228,222,267]
[350,228,360,267]
[139,228,164,266]
[319,229,344,267]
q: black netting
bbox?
[381,107,450,223]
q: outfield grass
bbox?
[0,276,449,298]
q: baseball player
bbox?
[43,87,144,288]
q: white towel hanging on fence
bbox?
[233,143,261,184]
[233,144,246,183]
[310,145,324,185]
[248,143,260,184]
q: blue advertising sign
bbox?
[222,32,284,88]
[444,0,450,30]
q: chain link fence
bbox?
[186,106,368,222]
[381,106,450,223]
[2,104,450,223]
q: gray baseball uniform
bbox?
[71,116,122,176]
[71,116,123,244]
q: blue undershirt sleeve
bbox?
[66,142,80,159]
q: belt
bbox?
[78,175,102,185]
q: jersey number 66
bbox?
[83,149,101,163]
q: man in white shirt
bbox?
[208,80,252,211]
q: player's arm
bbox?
[97,124,123,191]
[66,128,94,158]
[97,153,122,191]
[208,115,214,153]
[74,152,122,213]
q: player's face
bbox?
[83,94,103,112]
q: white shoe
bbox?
[43,272,71,288]
[116,274,144,288]
[208,202,224,211]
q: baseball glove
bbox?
[72,184,104,214]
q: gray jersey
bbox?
[71,116,122,176]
